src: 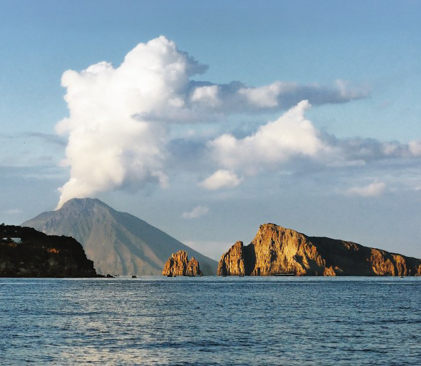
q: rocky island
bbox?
[163,250,202,277]
[218,223,421,276]
[0,225,98,277]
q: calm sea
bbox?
[1,277,420,365]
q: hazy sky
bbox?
[1,0,421,260]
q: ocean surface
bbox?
[1,277,420,365]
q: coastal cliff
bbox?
[163,250,203,277]
[218,223,421,276]
[0,225,97,277]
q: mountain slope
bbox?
[218,223,421,276]
[23,198,217,276]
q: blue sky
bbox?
[1,1,421,259]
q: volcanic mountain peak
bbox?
[23,198,217,276]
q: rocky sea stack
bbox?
[163,250,203,277]
[0,225,97,277]
[218,223,421,276]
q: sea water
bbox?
[1,277,420,365]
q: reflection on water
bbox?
[1,277,421,365]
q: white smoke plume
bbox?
[56,36,369,207]
[56,36,207,207]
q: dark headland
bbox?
[0,225,98,277]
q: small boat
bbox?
[271,272,296,276]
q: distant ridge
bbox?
[23,198,217,276]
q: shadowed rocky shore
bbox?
[0,225,98,277]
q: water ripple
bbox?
[1,277,421,365]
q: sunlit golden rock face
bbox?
[217,241,246,276]
[163,250,203,277]
[218,223,421,276]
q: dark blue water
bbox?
[1,277,420,365]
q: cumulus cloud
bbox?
[327,137,415,163]
[200,170,243,190]
[204,101,334,181]
[202,100,421,190]
[186,79,367,115]
[182,205,209,219]
[190,85,221,108]
[55,36,370,207]
[212,100,331,165]
[235,79,368,111]
[346,181,386,197]
[409,141,421,156]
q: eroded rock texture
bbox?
[218,223,421,276]
[163,250,203,277]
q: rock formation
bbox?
[0,225,97,277]
[218,223,421,276]
[163,250,203,277]
[218,241,246,276]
